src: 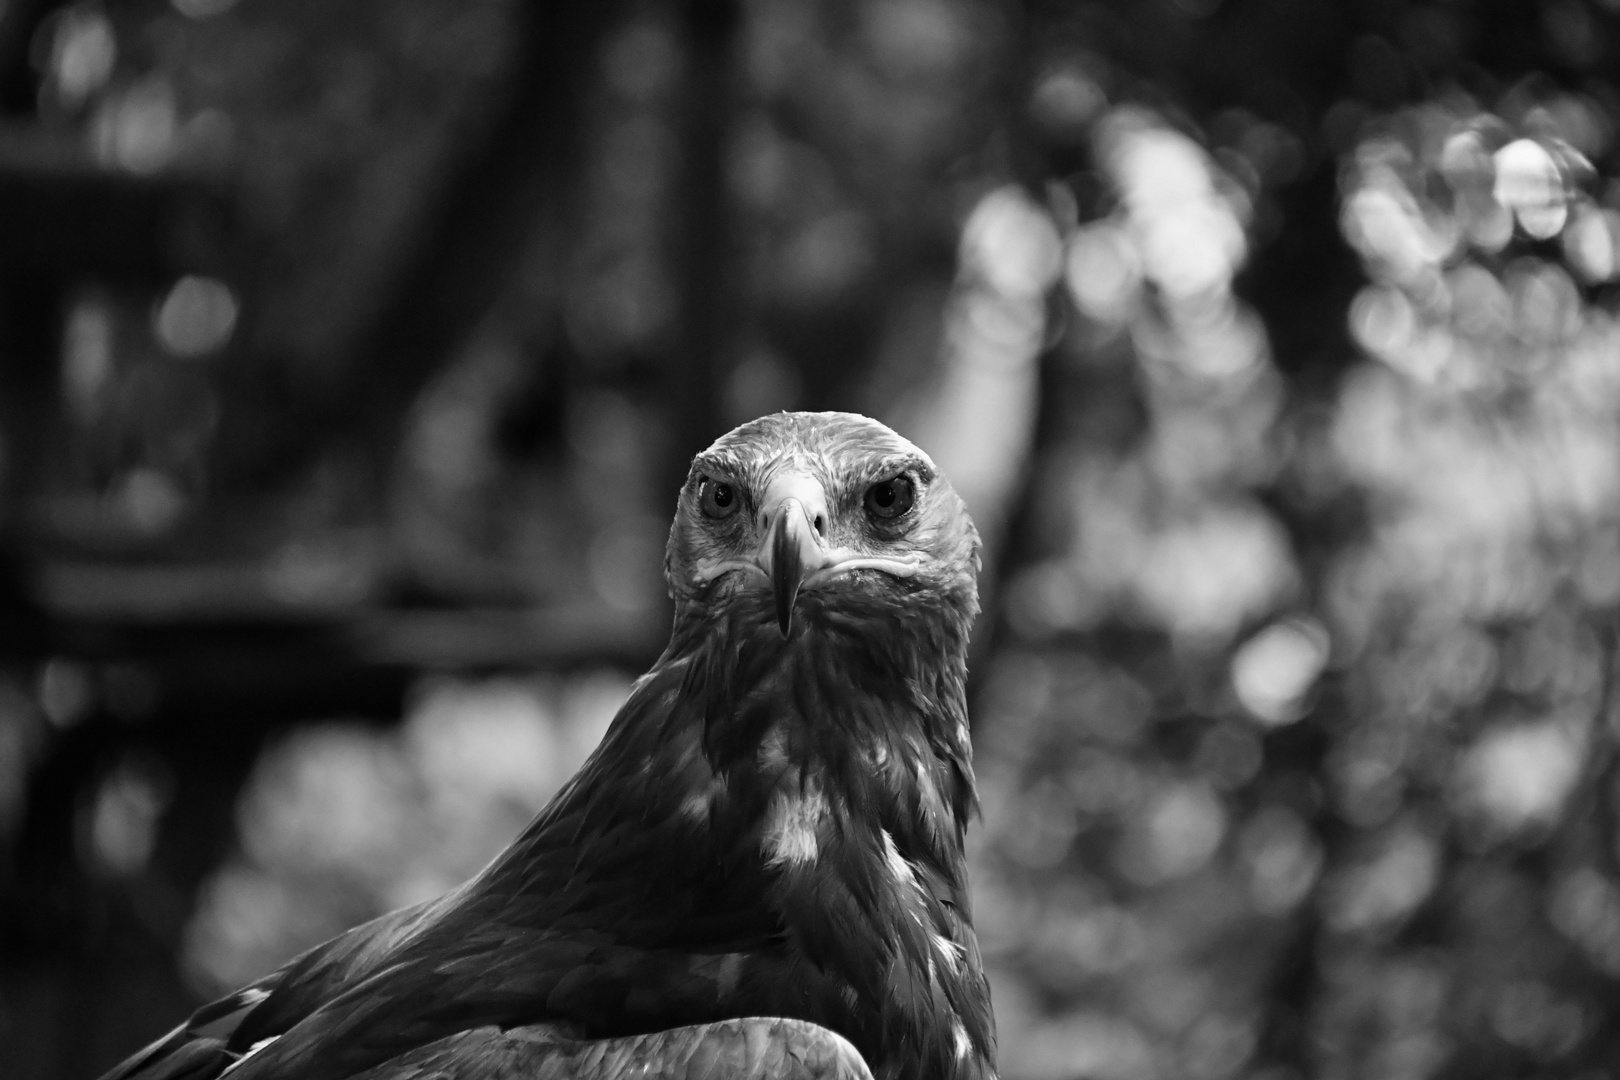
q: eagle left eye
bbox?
[864,475,916,520]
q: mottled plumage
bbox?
[103,412,995,1080]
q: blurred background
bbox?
[1,0,1619,1078]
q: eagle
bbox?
[103,412,996,1080]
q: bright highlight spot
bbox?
[1563,205,1620,283]
[961,187,1064,300]
[1066,223,1141,326]
[1463,721,1583,832]
[1493,139,1568,240]
[85,756,172,877]
[155,276,239,358]
[94,78,179,175]
[1232,617,1329,725]
[1106,119,1246,300]
[49,9,117,109]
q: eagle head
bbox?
[664,411,981,640]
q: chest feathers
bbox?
[686,608,997,1080]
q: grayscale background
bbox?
[0,2,1616,1079]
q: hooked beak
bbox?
[760,482,832,637]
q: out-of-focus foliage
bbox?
[40,0,521,535]
[973,105,1298,1080]
[970,28,1620,1080]
[184,671,628,993]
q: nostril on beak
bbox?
[813,514,826,537]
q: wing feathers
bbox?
[343,1017,873,1080]
[104,1035,232,1080]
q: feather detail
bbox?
[340,1017,872,1080]
[762,776,830,867]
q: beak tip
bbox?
[774,572,796,635]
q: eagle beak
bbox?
[758,477,832,636]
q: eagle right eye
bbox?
[698,476,741,519]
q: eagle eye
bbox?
[864,475,916,521]
[698,476,741,519]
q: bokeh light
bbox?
[153,277,238,359]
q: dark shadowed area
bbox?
[2,0,1619,1078]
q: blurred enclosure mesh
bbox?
[4,1,1620,1080]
